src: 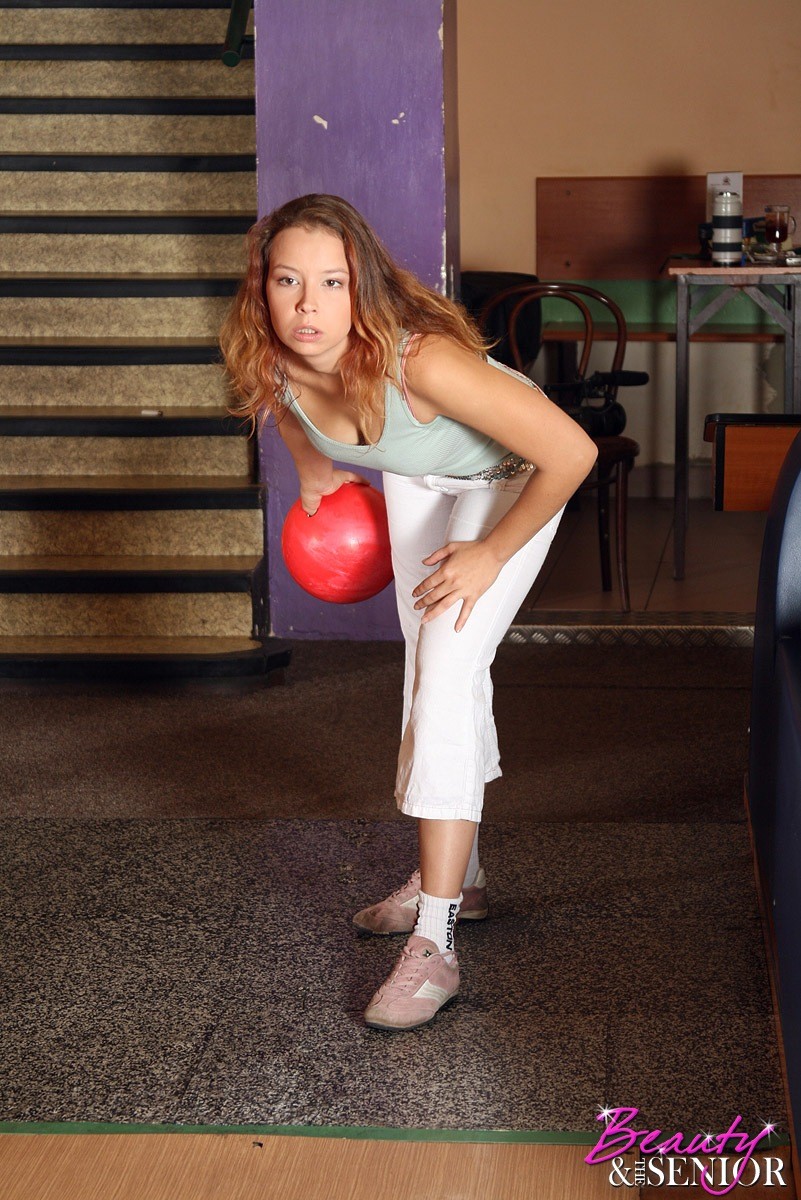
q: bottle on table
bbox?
[712,191,743,266]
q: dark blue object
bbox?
[749,428,801,1150]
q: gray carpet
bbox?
[0,643,785,1135]
[0,642,752,823]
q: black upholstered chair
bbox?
[748,429,801,1155]
[475,282,643,612]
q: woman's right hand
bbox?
[301,470,368,516]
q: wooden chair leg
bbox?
[615,458,632,612]
[596,472,612,593]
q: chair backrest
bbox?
[478,282,628,403]
[459,270,541,369]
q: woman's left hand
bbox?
[413,540,503,632]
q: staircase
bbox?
[0,0,290,679]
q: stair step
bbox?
[0,295,232,339]
[0,337,220,365]
[0,553,261,592]
[0,406,246,433]
[0,173,255,215]
[4,11,250,44]
[0,274,241,296]
[0,635,291,683]
[0,233,246,275]
[0,61,254,100]
[0,590,253,635]
[0,507,263,555]
[0,153,255,171]
[0,97,255,116]
[0,362,232,407]
[0,437,250,478]
[0,43,254,61]
[0,475,261,509]
[0,114,255,155]
[0,213,254,233]
[0,4,261,673]
[1,182,251,218]
[3,2,235,9]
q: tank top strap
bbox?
[398,331,424,420]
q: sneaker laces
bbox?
[385,940,434,993]
[388,869,421,902]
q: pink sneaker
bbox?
[363,935,460,1030]
[352,867,488,935]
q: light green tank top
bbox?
[281,338,527,478]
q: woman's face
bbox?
[265,225,352,373]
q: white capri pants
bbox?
[382,470,563,824]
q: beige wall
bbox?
[457,0,801,272]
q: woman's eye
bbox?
[276,276,297,286]
[324,279,343,288]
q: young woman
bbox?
[221,194,596,1032]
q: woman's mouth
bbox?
[293,326,322,341]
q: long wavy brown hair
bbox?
[220,193,487,432]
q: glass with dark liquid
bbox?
[764,205,796,262]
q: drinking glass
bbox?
[764,205,797,262]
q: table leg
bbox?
[792,282,801,415]
[674,278,690,579]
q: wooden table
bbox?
[669,265,801,578]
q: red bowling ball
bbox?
[281,481,394,603]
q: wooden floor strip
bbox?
[0,1135,622,1200]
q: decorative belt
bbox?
[446,452,535,483]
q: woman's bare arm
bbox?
[403,335,598,628]
[277,407,365,515]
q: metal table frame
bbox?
[671,266,801,579]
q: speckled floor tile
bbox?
[606,1004,785,1136]
[0,915,242,1124]
[0,818,784,1133]
[171,970,609,1131]
[0,819,255,922]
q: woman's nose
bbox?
[297,290,317,312]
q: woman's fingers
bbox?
[421,593,460,622]
[412,540,502,630]
[412,547,457,600]
[453,599,475,633]
[421,545,451,566]
[302,471,369,516]
[414,581,452,610]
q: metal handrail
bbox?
[222,0,253,67]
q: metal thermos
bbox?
[712,191,743,266]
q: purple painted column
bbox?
[253,0,459,639]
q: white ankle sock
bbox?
[414,889,462,954]
[462,828,480,889]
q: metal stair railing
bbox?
[222,0,254,67]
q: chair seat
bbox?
[594,435,640,466]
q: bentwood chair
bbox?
[476,283,643,612]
